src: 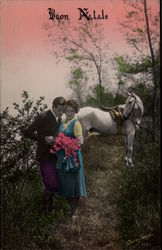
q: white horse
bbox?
[77,92,144,166]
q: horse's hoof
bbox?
[125,161,134,167]
[128,160,134,167]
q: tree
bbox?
[67,67,88,107]
[44,19,110,105]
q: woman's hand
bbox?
[76,135,83,146]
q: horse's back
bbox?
[77,107,117,134]
[78,106,111,121]
[78,107,98,116]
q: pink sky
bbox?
[0,0,159,113]
[1,1,128,56]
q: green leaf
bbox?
[137,28,144,34]
[119,79,124,85]
[70,48,77,54]
[130,38,137,44]
[63,37,67,42]
[127,11,136,18]
[22,91,29,99]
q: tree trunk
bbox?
[143,0,157,141]
[99,74,103,105]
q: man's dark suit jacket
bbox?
[22,109,60,162]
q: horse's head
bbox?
[123,92,144,128]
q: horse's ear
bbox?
[127,91,132,96]
[131,92,137,99]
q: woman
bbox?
[56,100,87,217]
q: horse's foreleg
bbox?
[125,132,135,166]
[125,135,128,165]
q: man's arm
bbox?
[22,115,45,143]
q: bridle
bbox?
[124,95,141,129]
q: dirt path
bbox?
[53,135,125,250]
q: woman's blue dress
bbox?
[56,119,87,198]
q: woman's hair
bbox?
[52,96,66,107]
[66,100,79,113]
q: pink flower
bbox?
[50,132,80,166]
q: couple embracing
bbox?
[22,97,86,217]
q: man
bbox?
[22,96,66,213]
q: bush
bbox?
[0,91,48,178]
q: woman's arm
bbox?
[74,121,83,146]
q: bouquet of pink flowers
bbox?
[50,132,80,166]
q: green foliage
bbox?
[70,67,83,83]
[66,49,83,61]
[115,56,135,73]
[84,84,126,107]
[115,56,152,74]
[86,96,99,107]
[2,169,69,249]
[94,84,105,101]
[103,93,115,106]
[117,133,160,249]
[114,94,126,105]
[137,28,144,34]
[127,11,136,18]
[63,37,67,42]
[118,79,124,85]
[85,84,126,107]
[86,85,105,106]
[66,54,82,61]
[130,38,137,44]
[0,91,48,179]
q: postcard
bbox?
[1,1,160,249]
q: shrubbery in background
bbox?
[0,91,48,180]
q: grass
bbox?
[116,132,161,250]
[2,133,160,249]
[2,169,69,249]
